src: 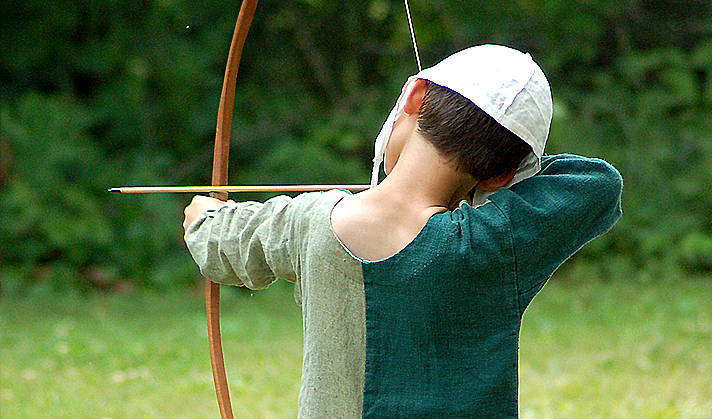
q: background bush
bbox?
[2,0,711,293]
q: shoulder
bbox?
[288,188,350,205]
[329,193,381,257]
[278,189,351,218]
[275,189,352,236]
[331,190,437,262]
[209,189,349,235]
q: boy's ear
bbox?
[403,78,428,115]
[478,169,516,192]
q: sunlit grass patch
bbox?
[2,275,711,418]
[1,281,302,418]
[519,276,712,418]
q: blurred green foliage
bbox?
[1,0,711,293]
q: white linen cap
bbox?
[370,44,553,204]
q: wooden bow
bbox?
[205,2,419,416]
[111,2,420,416]
[207,1,259,418]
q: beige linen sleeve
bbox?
[183,195,299,290]
[186,190,366,417]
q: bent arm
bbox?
[490,154,623,307]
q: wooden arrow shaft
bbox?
[109,185,369,194]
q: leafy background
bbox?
[2,0,712,294]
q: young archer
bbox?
[184,44,622,418]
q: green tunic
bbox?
[184,154,623,418]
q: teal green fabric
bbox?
[361,154,622,418]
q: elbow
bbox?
[593,159,624,226]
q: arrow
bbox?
[109,185,369,194]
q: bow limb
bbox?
[207,1,259,418]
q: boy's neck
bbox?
[330,129,477,262]
[331,126,476,261]
[377,134,476,211]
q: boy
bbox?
[183,44,622,418]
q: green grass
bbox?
[2,276,711,418]
[0,281,303,418]
[519,275,712,418]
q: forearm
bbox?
[183,195,298,289]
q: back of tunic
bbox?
[185,154,623,418]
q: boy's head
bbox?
[417,81,533,183]
[372,44,553,201]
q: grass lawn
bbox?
[2,275,711,418]
[519,275,712,418]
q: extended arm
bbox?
[183,194,299,289]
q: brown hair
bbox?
[417,81,532,181]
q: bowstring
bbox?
[403,0,422,72]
